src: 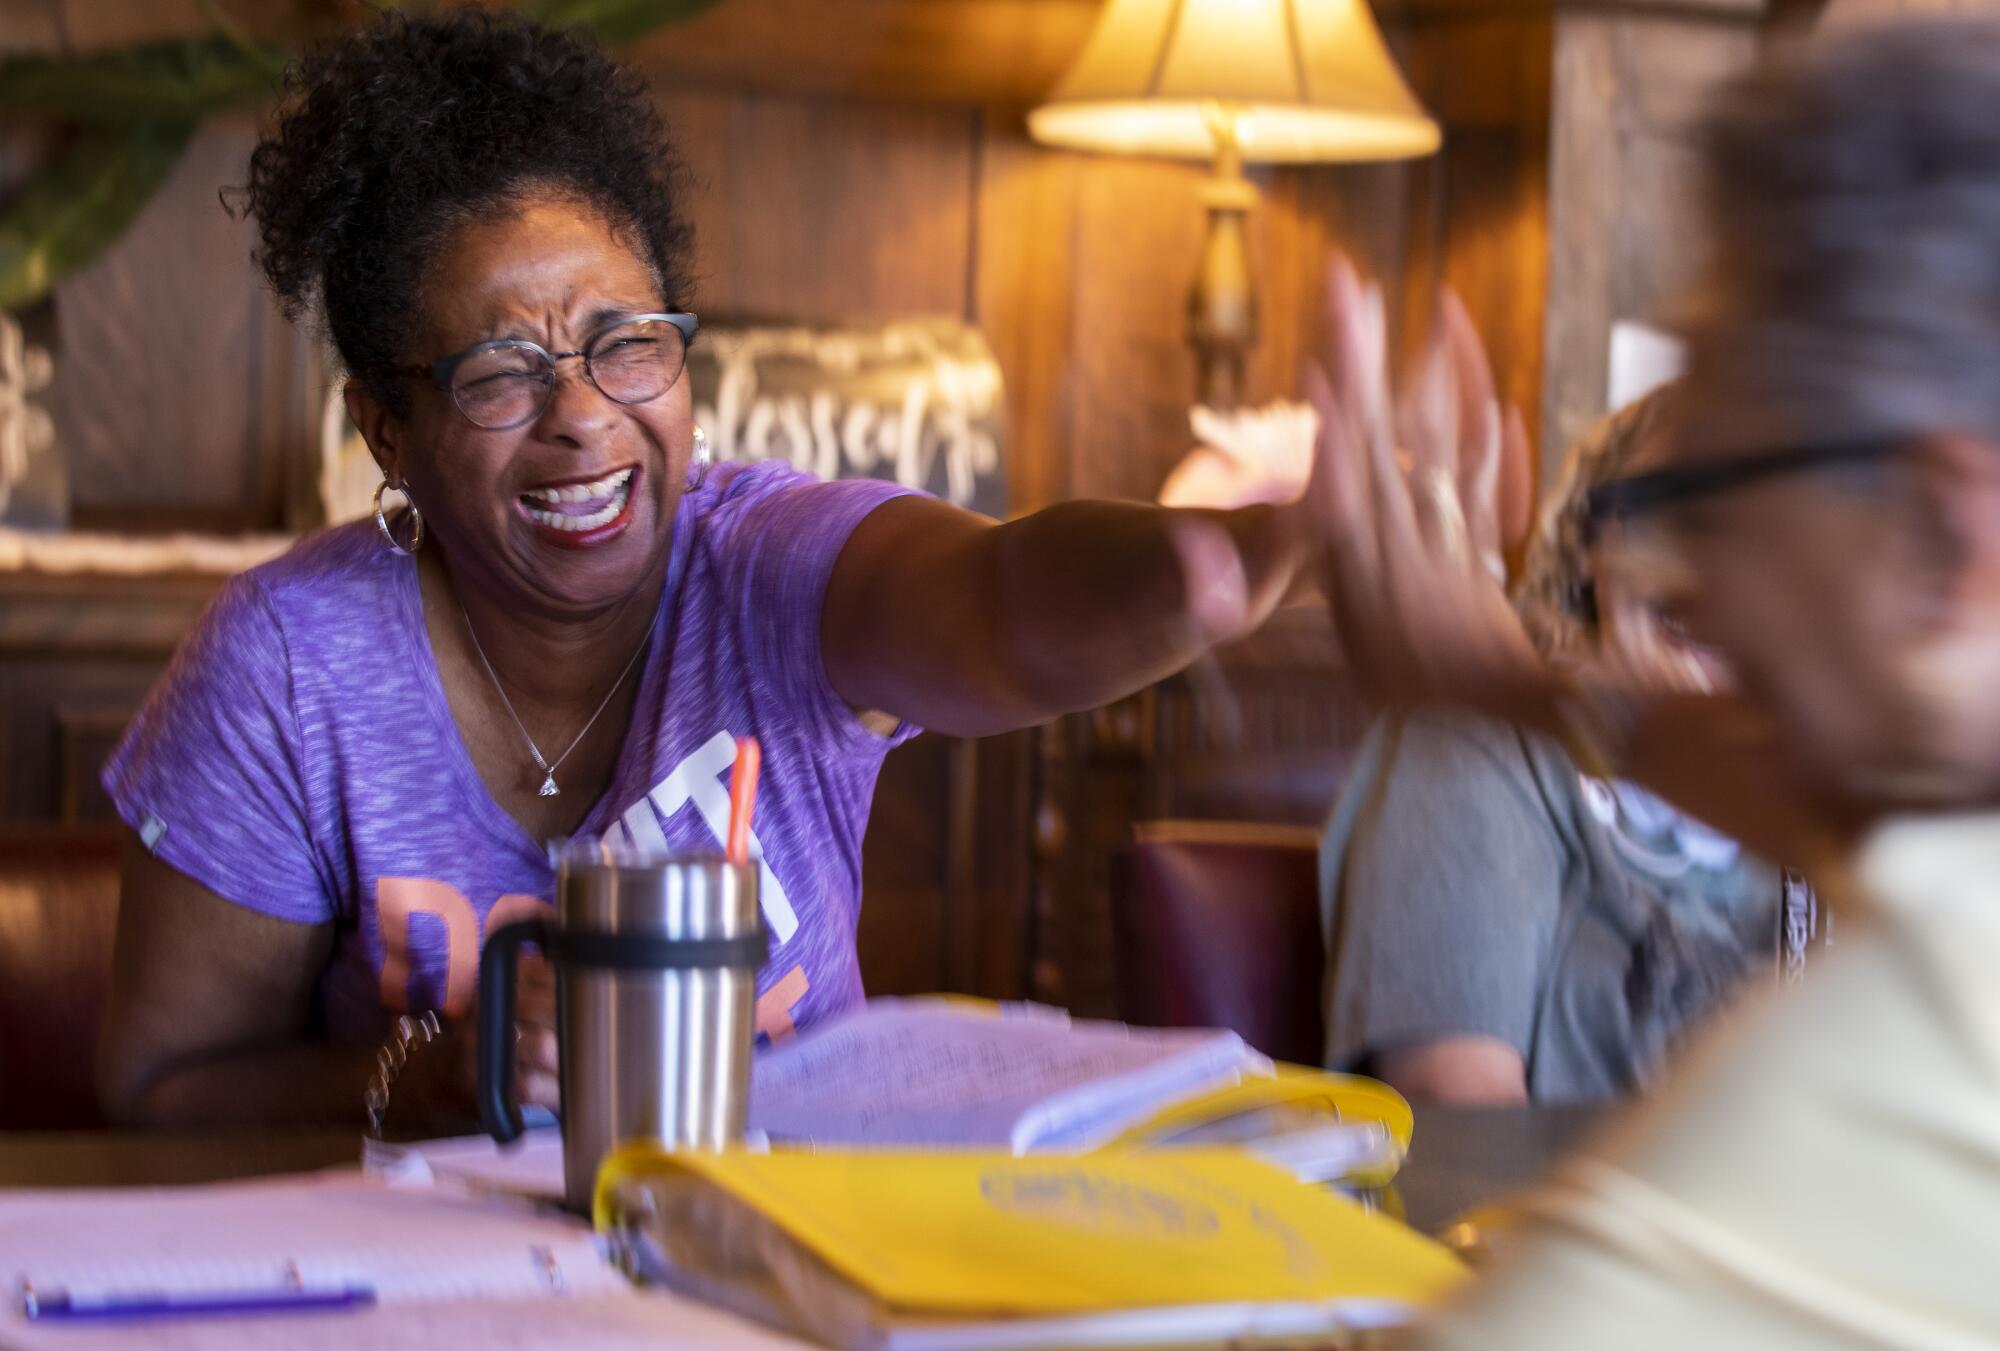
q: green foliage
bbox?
[0,121,197,311]
[0,2,723,310]
[518,0,729,48]
[0,37,281,124]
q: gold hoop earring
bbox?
[373,477,424,555]
[686,426,711,490]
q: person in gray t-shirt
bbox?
[1320,388,1786,1104]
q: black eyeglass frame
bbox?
[1582,433,1905,541]
[398,311,699,430]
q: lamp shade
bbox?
[1028,0,1440,163]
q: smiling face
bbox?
[1658,18,2000,809]
[1636,432,2000,806]
[352,190,694,620]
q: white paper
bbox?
[0,1174,809,1351]
[383,1002,1274,1195]
[1244,1122,1397,1184]
[880,1297,1412,1351]
[368,1128,568,1202]
[748,1000,1269,1151]
[1132,1102,1401,1184]
[0,1291,812,1351]
[0,1174,620,1307]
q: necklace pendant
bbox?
[538,771,560,798]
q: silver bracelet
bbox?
[364,1010,443,1140]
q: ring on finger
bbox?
[1419,465,1472,569]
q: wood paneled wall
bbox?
[46,115,325,534]
[4,0,1781,509]
[646,10,1557,514]
[7,0,1571,527]
[1540,3,1762,469]
[0,0,1773,1012]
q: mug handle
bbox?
[477,917,550,1146]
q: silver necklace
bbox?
[459,601,658,798]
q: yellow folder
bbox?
[596,1145,1464,1320]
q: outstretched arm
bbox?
[822,493,1313,737]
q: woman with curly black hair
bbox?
[89,7,1487,1129]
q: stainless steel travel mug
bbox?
[479,845,765,1211]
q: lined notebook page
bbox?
[749,1001,1269,1151]
[0,1292,813,1351]
[0,1175,814,1349]
[0,1175,620,1304]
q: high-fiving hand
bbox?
[1301,252,1549,719]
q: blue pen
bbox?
[20,1281,377,1322]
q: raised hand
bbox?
[1301,252,1549,718]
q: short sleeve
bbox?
[700,462,922,754]
[101,572,334,923]
[1322,714,1568,1070]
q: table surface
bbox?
[0,1105,1607,1234]
[1393,1105,1603,1231]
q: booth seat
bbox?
[0,828,121,1129]
[1111,820,1325,1066]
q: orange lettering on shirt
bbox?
[377,878,480,1017]
[485,892,557,944]
[755,965,810,1042]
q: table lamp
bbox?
[1029,0,1440,408]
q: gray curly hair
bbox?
[1513,383,1683,658]
[1684,16,2000,457]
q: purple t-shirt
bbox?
[104,461,915,1042]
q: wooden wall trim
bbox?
[633,0,1767,107]
[5,0,1770,98]
[0,573,221,659]
[1540,13,1621,480]
[1538,7,1761,481]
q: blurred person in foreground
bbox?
[1320,385,1790,1108]
[1307,17,2000,1344]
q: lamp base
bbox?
[1187,133,1259,411]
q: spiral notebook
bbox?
[0,1175,809,1351]
[747,999,1269,1151]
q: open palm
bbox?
[1302,254,1547,716]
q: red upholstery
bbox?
[0,829,122,1129]
[1111,821,1325,1066]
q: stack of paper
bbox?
[374,1001,1412,1201]
[748,999,1271,1152]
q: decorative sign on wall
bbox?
[0,310,60,529]
[687,318,1007,519]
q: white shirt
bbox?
[1416,814,2000,1350]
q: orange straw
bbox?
[726,736,762,866]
